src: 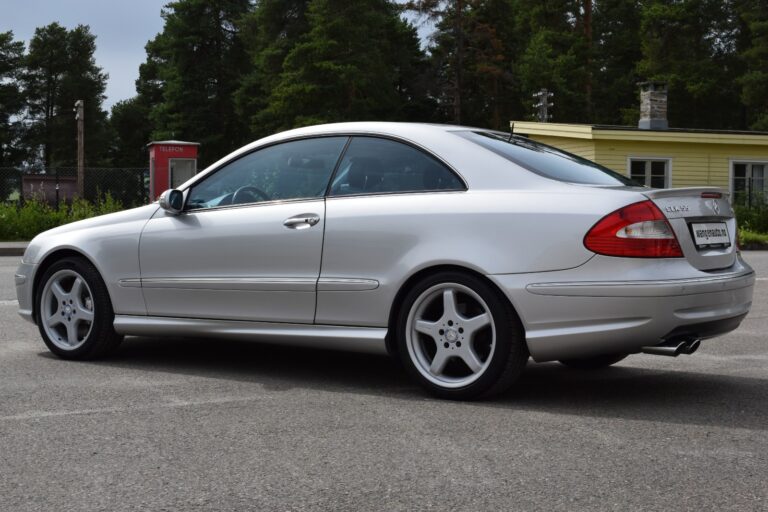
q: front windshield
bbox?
[457,131,636,186]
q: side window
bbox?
[186,136,348,210]
[329,137,464,196]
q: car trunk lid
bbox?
[643,187,737,271]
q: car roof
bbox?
[186,122,563,193]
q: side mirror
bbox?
[158,189,184,214]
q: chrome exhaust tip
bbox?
[641,337,701,357]
[679,338,701,355]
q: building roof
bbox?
[147,140,201,146]
[511,121,768,146]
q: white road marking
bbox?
[0,299,18,306]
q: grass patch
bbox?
[739,228,768,248]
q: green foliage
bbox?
[235,0,312,138]
[637,0,744,129]
[0,31,25,168]
[735,203,768,234]
[22,23,110,167]
[260,0,430,131]
[738,0,768,130]
[592,0,643,125]
[140,0,252,167]
[8,0,768,173]
[108,98,151,167]
[739,228,768,246]
[0,195,124,241]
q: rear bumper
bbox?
[489,256,755,362]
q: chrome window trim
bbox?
[181,132,468,212]
[326,134,468,198]
[183,134,351,212]
[177,195,326,216]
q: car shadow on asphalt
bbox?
[52,335,768,431]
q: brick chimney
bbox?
[638,81,668,130]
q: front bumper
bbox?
[489,256,755,362]
[15,262,37,324]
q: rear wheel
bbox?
[396,271,528,400]
[558,353,628,370]
[35,257,122,359]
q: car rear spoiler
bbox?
[641,186,729,200]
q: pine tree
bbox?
[515,0,591,123]
[738,0,768,130]
[637,0,743,129]
[142,0,251,166]
[426,0,524,129]
[0,31,25,168]
[236,0,311,138]
[263,0,429,130]
[108,98,151,167]
[22,23,110,167]
[591,0,643,125]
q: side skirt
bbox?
[113,315,388,355]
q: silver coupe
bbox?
[15,122,755,399]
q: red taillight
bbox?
[584,200,684,258]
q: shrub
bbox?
[734,204,768,234]
[739,228,768,247]
[0,194,124,241]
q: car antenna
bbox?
[508,123,514,142]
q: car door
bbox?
[139,136,349,323]
[317,136,466,327]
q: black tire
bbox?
[396,271,528,400]
[35,256,122,360]
[558,353,628,370]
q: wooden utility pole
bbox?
[75,100,84,197]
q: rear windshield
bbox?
[457,131,635,186]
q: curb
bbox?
[0,244,28,257]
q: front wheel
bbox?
[396,271,528,400]
[35,257,122,360]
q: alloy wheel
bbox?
[405,282,496,388]
[40,269,95,350]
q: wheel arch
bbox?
[385,264,525,357]
[31,249,106,323]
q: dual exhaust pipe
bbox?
[641,337,701,357]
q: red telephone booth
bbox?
[147,140,200,200]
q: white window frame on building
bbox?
[730,159,768,206]
[626,157,672,189]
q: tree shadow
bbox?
[53,335,768,432]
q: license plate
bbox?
[691,222,730,248]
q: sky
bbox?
[1,0,168,110]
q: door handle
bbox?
[283,213,321,229]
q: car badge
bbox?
[709,199,720,216]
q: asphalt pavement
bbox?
[1,254,766,511]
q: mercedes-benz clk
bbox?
[15,122,755,399]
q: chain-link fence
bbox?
[0,167,149,208]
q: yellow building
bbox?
[510,121,768,204]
